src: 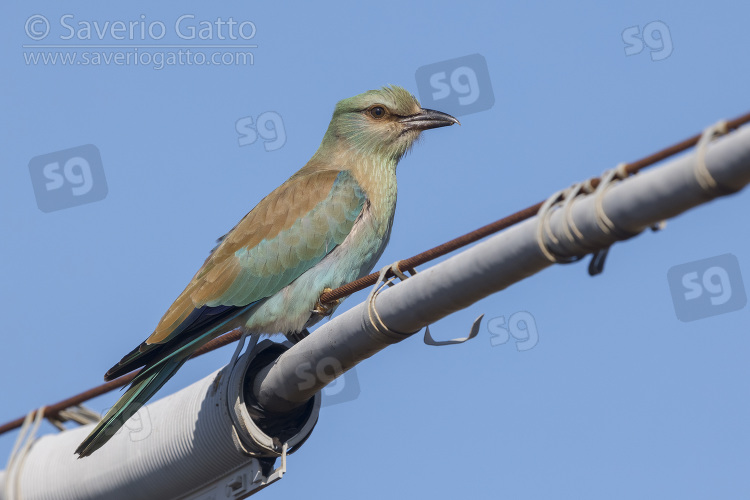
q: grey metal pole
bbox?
[253,125,750,414]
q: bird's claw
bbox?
[311,287,340,317]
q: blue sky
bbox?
[2,1,750,498]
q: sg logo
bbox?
[28,144,108,213]
[667,254,746,322]
[100,406,152,442]
[236,111,286,152]
[488,311,539,351]
[294,356,360,408]
[415,53,494,117]
[622,21,673,61]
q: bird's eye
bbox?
[369,106,386,119]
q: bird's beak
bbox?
[399,108,461,131]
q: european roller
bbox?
[75,85,458,457]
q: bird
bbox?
[75,85,459,457]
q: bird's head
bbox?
[319,85,459,162]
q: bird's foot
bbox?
[285,328,310,344]
[311,287,340,317]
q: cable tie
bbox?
[537,165,641,276]
[390,261,414,281]
[561,182,588,243]
[694,120,729,194]
[536,186,585,264]
[4,406,46,499]
[48,405,101,431]
[363,262,481,346]
[588,164,633,275]
[423,315,484,346]
[587,247,610,276]
[593,164,630,236]
[364,263,413,340]
[560,181,601,254]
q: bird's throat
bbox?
[349,154,398,236]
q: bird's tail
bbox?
[76,303,259,457]
[74,355,188,458]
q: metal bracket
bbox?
[180,445,287,500]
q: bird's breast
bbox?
[241,164,398,335]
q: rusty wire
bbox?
[2,111,749,437]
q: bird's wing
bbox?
[83,169,368,455]
[149,168,367,345]
[103,167,366,382]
